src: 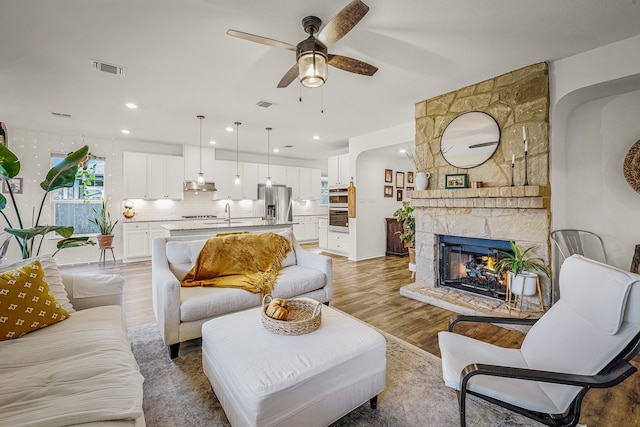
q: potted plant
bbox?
[89,198,119,249]
[495,240,550,296]
[393,202,415,263]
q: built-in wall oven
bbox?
[329,187,349,231]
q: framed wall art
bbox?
[396,189,403,201]
[2,177,22,194]
[407,171,414,184]
[384,185,393,197]
[406,186,414,193]
[445,173,468,189]
[385,169,393,183]
[396,172,405,188]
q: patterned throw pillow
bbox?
[0,259,70,341]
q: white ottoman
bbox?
[202,299,387,427]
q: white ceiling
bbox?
[2,0,640,162]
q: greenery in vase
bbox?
[392,203,415,247]
[89,198,118,235]
[495,240,550,277]
[0,144,95,259]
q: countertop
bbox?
[159,219,296,232]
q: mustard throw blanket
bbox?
[181,232,292,295]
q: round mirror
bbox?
[440,112,500,169]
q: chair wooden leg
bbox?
[369,395,378,409]
[169,343,180,359]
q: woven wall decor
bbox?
[624,140,640,194]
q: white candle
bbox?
[522,126,527,141]
[512,154,515,165]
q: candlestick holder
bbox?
[511,162,515,186]
[524,150,529,186]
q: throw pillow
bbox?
[0,255,75,313]
[0,259,70,341]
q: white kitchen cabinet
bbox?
[318,217,328,249]
[328,230,350,255]
[213,160,259,200]
[147,154,184,200]
[286,166,301,199]
[123,222,170,262]
[328,154,350,187]
[183,145,216,182]
[241,162,259,200]
[212,160,233,200]
[310,168,321,200]
[292,216,305,241]
[304,215,319,240]
[123,152,149,198]
[292,215,321,242]
[123,152,183,200]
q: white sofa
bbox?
[0,256,145,427]
[152,230,332,358]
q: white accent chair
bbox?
[439,255,640,426]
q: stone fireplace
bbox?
[401,62,551,317]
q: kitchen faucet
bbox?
[224,203,231,225]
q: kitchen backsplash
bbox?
[121,192,327,222]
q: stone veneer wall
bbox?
[409,63,553,310]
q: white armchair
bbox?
[439,255,640,426]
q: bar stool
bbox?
[99,246,116,265]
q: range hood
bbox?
[183,181,217,192]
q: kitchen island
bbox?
[159,219,296,237]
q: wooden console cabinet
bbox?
[386,218,408,257]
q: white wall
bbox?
[550,34,640,270]
[348,121,415,260]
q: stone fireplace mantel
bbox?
[410,185,549,210]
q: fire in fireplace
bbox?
[438,235,513,300]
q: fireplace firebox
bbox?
[438,235,513,300]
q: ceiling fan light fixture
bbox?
[298,50,327,88]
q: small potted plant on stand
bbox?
[393,202,415,263]
[496,240,550,311]
[89,198,119,249]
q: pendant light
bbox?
[197,115,205,184]
[234,121,241,185]
[265,127,272,187]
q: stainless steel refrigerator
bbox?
[257,184,293,222]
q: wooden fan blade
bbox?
[277,64,299,88]
[328,54,378,76]
[226,29,296,51]
[317,0,369,47]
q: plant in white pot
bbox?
[89,198,118,249]
[495,240,550,297]
[392,202,416,263]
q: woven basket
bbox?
[261,295,322,336]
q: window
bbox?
[51,155,105,235]
[320,176,329,205]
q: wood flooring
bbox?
[60,244,639,426]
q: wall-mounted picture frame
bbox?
[407,171,414,184]
[385,169,393,183]
[384,185,393,197]
[2,177,23,194]
[396,189,403,201]
[0,122,7,147]
[396,171,405,188]
[406,186,415,193]
[445,173,468,189]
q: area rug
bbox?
[129,323,534,427]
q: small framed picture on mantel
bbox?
[445,173,468,189]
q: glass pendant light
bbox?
[234,121,241,185]
[265,127,272,187]
[197,115,205,184]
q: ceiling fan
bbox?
[226,0,378,88]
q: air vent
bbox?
[50,112,75,119]
[283,145,294,148]
[90,59,127,76]
[256,100,277,109]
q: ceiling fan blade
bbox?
[226,29,296,51]
[328,54,378,76]
[277,64,299,88]
[317,0,369,47]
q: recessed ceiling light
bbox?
[313,135,320,140]
[125,103,138,109]
[121,129,130,134]
[399,148,407,154]
[273,148,279,153]
[209,140,216,145]
[225,127,233,132]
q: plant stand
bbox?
[504,273,545,317]
[99,246,116,265]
